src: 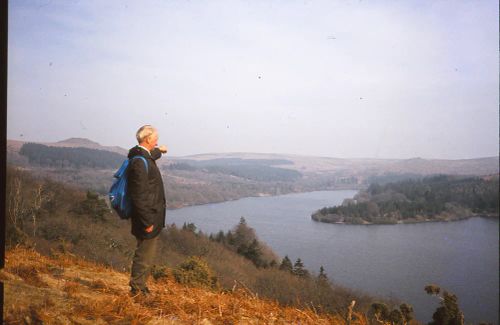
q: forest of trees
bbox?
[312,175,499,224]
[19,142,125,169]
[203,164,302,182]
[208,217,277,268]
[168,158,302,182]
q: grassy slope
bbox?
[2,247,363,325]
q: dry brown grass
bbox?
[3,247,370,324]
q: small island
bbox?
[312,175,499,225]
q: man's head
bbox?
[136,125,158,151]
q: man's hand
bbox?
[159,145,168,154]
[145,225,154,233]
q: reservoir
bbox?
[166,190,499,324]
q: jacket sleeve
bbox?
[151,148,162,161]
[127,158,155,227]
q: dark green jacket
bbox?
[127,146,166,239]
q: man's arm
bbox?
[150,145,167,161]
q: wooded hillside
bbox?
[5,166,383,320]
[19,142,125,169]
[312,175,499,224]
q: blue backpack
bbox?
[109,156,148,219]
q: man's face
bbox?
[146,132,158,150]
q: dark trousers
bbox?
[130,235,158,290]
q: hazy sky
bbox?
[8,0,499,159]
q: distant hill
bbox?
[178,152,499,176]
[19,142,125,169]
[387,157,499,176]
[6,137,499,208]
[170,157,302,182]
[8,138,498,176]
[43,137,129,156]
[7,138,128,156]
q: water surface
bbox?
[166,191,499,324]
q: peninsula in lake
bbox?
[312,175,499,225]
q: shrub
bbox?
[426,284,464,325]
[173,257,217,289]
[151,265,169,281]
[71,191,110,221]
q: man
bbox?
[127,125,167,295]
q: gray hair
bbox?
[136,125,157,143]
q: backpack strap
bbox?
[130,156,148,174]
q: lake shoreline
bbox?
[311,212,499,225]
[167,188,360,211]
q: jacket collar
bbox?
[138,145,151,156]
